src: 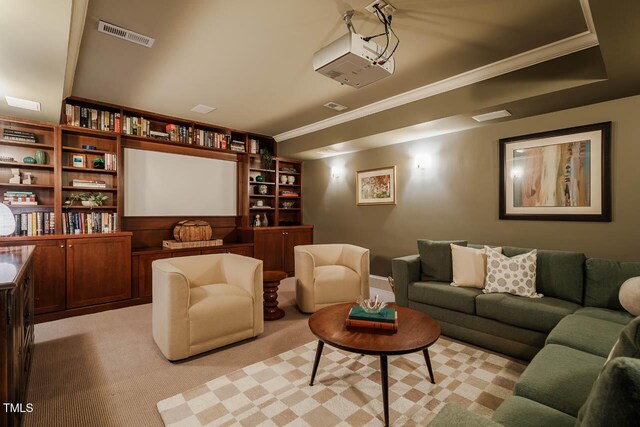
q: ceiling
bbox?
[71,0,588,136]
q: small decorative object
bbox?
[256,175,264,182]
[173,220,213,242]
[249,176,255,182]
[67,192,108,207]
[93,157,105,169]
[23,172,33,185]
[72,154,86,168]
[356,166,396,205]
[34,150,46,165]
[254,214,262,227]
[281,201,295,209]
[280,175,288,184]
[356,295,387,314]
[262,213,269,227]
[256,200,264,207]
[260,148,273,170]
[0,155,15,162]
[9,168,21,184]
[258,185,268,195]
[22,156,36,164]
[287,175,296,185]
[82,145,97,150]
[499,122,611,221]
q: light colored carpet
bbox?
[158,339,525,426]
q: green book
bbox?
[348,306,396,323]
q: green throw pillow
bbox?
[417,239,467,282]
[609,316,640,359]
[576,357,640,426]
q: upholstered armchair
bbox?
[152,253,263,361]
[294,244,370,313]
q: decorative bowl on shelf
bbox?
[356,295,387,314]
[81,201,99,207]
[281,201,295,209]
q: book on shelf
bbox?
[62,212,117,235]
[71,179,107,188]
[65,104,120,132]
[3,129,37,143]
[249,138,259,154]
[165,124,192,144]
[346,306,398,331]
[230,140,246,152]
[194,129,232,149]
[3,191,37,205]
[13,212,55,236]
[103,153,117,171]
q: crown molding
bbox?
[274,0,598,143]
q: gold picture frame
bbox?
[356,166,396,206]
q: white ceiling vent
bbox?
[98,21,155,48]
[472,109,512,122]
[323,102,348,112]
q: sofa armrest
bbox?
[392,254,421,306]
[429,403,503,427]
[342,245,370,299]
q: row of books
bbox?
[103,153,117,171]
[62,212,117,235]
[3,191,38,206]
[12,212,55,236]
[248,139,261,154]
[345,305,398,331]
[65,104,121,132]
[3,128,37,143]
[71,179,107,189]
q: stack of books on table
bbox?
[346,305,398,331]
[3,129,37,143]
[3,191,38,206]
[72,179,107,189]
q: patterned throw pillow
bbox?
[484,246,542,298]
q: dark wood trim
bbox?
[499,122,612,222]
[121,137,240,162]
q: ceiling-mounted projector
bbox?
[313,33,395,89]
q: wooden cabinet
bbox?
[242,226,313,275]
[66,236,131,308]
[0,246,35,427]
[137,253,172,298]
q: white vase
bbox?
[288,175,296,184]
[280,175,288,184]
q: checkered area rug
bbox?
[157,338,526,426]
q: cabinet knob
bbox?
[60,245,64,248]
[68,245,73,248]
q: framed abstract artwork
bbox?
[356,166,396,205]
[499,122,611,221]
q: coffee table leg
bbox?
[309,340,324,386]
[380,355,389,427]
[423,349,436,384]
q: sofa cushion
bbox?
[451,245,501,288]
[417,239,467,282]
[546,314,625,357]
[476,293,579,333]
[189,283,254,345]
[514,344,605,416]
[573,307,634,325]
[408,281,481,314]
[609,316,640,359]
[493,396,576,427]
[585,258,640,311]
[575,357,640,426]
[502,247,585,305]
[484,248,540,297]
[314,265,361,305]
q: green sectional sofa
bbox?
[392,241,640,426]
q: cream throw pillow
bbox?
[484,246,542,298]
[450,245,502,288]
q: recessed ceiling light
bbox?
[190,104,216,114]
[5,96,41,111]
[472,109,511,122]
[323,102,348,112]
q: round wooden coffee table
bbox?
[308,303,441,427]
[263,270,287,320]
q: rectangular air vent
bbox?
[472,109,511,122]
[98,21,155,48]
[323,102,348,112]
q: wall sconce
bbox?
[331,166,341,179]
[415,153,431,169]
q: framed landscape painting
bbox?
[499,122,611,221]
[356,166,396,205]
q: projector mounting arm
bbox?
[343,10,356,33]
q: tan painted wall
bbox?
[302,95,640,276]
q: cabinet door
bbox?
[283,228,313,274]
[138,253,172,298]
[66,236,131,308]
[253,230,284,271]
[228,246,253,257]
[32,240,66,314]
[172,250,202,257]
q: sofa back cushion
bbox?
[502,247,585,304]
[585,258,640,311]
[417,240,467,282]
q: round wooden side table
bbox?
[263,270,287,320]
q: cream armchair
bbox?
[152,253,263,361]
[295,244,370,313]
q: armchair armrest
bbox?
[222,254,263,300]
[429,403,503,427]
[342,245,370,299]
[392,254,421,306]
[295,247,316,313]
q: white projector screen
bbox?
[124,148,237,216]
